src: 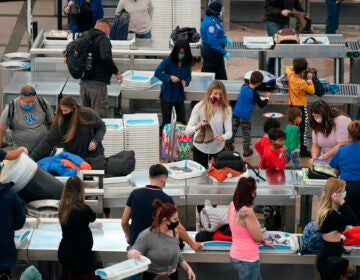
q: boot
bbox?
[243,144,254,157]
[301,16,313,34]
[225,141,234,151]
[195,126,205,143]
[289,10,307,33]
[203,124,214,143]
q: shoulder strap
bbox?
[8,100,15,129]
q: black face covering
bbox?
[63,113,73,120]
[167,220,179,230]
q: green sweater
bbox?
[284,124,300,152]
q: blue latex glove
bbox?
[324,84,339,93]
[226,37,233,48]
[225,52,230,60]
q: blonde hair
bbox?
[58,176,85,225]
[316,178,346,228]
[198,80,231,122]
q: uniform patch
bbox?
[208,26,215,33]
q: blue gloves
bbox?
[225,52,230,60]
[324,84,339,93]
[226,37,233,48]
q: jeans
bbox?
[231,258,262,280]
[325,0,342,34]
[230,116,251,145]
[263,21,288,75]
[286,150,300,169]
[136,31,152,39]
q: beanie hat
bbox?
[327,256,349,279]
[207,1,222,16]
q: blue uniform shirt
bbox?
[200,15,227,55]
[329,143,360,181]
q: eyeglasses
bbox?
[21,91,36,96]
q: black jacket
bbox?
[82,28,119,84]
[264,0,304,23]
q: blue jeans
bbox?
[286,150,300,169]
[231,258,262,280]
[136,31,152,39]
[263,21,288,75]
[325,0,342,34]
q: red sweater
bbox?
[259,146,286,171]
[254,136,271,157]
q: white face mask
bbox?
[342,191,347,199]
[315,117,322,124]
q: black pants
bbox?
[290,105,309,148]
[201,44,227,80]
[160,100,186,130]
[0,269,10,280]
[316,241,346,280]
[142,271,178,280]
[345,180,360,222]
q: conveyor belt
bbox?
[225,41,264,57]
[346,40,360,58]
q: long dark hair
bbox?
[150,199,177,231]
[52,96,96,143]
[169,39,193,66]
[233,177,257,211]
[309,100,347,137]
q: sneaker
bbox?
[299,148,311,158]
[243,147,254,157]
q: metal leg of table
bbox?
[300,195,313,229]
[259,51,267,70]
[275,58,282,77]
[282,205,296,233]
[335,58,344,84]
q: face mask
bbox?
[167,220,179,230]
[210,95,221,104]
[342,191,347,199]
[63,113,73,120]
[178,54,185,60]
[314,117,322,124]
[218,12,223,20]
[275,144,283,149]
[22,104,35,111]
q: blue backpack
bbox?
[301,221,324,254]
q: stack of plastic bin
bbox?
[102,118,124,157]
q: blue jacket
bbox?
[155,57,192,103]
[65,0,104,34]
[233,84,269,120]
[200,15,227,55]
[0,183,26,270]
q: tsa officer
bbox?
[200,0,233,80]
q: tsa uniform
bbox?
[200,15,228,80]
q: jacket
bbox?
[264,0,304,23]
[0,183,26,270]
[200,15,227,55]
[155,57,192,103]
[82,28,119,84]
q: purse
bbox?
[273,28,300,44]
[70,1,81,15]
[307,165,337,180]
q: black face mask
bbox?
[63,113,73,120]
[167,220,179,230]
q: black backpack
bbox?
[8,96,48,129]
[304,68,325,97]
[65,34,93,79]
[170,26,200,44]
[110,10,129,40]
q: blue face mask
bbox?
[218,12,223,20]
[178,54,185,60]
[22,104,35,111]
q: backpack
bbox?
[65,34,93,79]
[109,10,129,40]
[213,150,246,172]
[273,28,300,44]
[301,221,324,254]
[304,68,325,97]
[8,96,48,129]
[170,26,200,44]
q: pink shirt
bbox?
[229,202,260,261]
[312,115,351,154]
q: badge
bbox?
[208,26,215,33]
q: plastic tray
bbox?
[14,229,32,247]
[259,231,299,254]
[122,70,161,89]
[164,160,206,179]
[110,33,136,47]
[201,241,232,251]
[169,38,201,48]
[300,35,330,45]
[95,256,151,279]
[302,168,328,186]
[244,36,274,49]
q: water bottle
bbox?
[85,52,93,71]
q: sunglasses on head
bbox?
[21,91,36,96]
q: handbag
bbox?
[273,28,300,44]
[70,1,81,15]
[307,165,337,180]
